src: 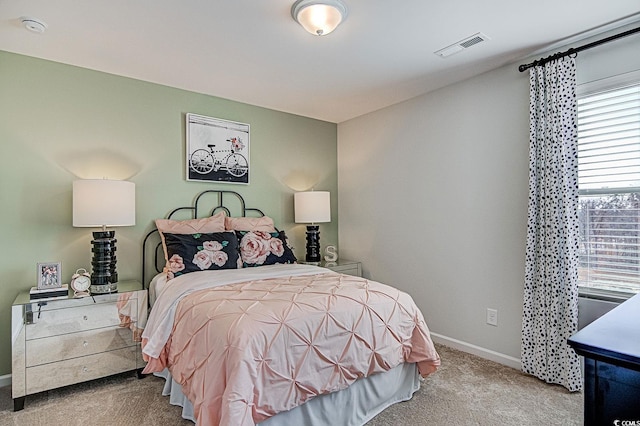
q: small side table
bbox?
[321,259,362,277]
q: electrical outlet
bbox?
[487,308,498,326]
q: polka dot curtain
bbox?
[521,57,582,392]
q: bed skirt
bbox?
[155,362,421,425]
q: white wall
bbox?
[337,23,640,365]
[576,24,640,84]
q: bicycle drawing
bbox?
[189,137,248,178]
[186,113,250,184]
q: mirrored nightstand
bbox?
[321,259,362,277]
[11,280,147,411]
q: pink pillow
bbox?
[156,212,226,264]
[225,216,276,232]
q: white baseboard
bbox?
[430,332,522,371]
[0,374,11,389]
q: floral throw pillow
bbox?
[155,212,226,265]
[163,231,241,279]
[236,230,297,267]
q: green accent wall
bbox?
[0,50,338,376]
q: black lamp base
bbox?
[90,230,118,294]
[305,225,321,263]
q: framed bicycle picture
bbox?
[186,113,250,184]
[37,262,62,290]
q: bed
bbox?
[141,190,440,425]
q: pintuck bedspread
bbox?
[141,264,440,426]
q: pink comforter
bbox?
[142,270,440,425]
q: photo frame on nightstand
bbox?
[37,262,62,290]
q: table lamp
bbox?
[73,179,135,294]
[294,191,330,264]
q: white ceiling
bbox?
[1,1,639,123]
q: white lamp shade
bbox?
[292,0,348,36]
[73,180,136,227]
[295,191,331,223]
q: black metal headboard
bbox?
[142,190,265,288]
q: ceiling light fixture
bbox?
[291,0,348,36]
[20,16,47,34]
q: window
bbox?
[577,76,640,296]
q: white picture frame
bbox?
[186,113,250,184]
[37,262,62,290]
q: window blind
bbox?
[577,83,640,193]
[577,82,640,295]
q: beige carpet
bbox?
[0,344,583,425]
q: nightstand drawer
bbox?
[25,346,138,394]
[322,260,362,277]
[26,300,131,340]
[329,265,360,276]
[26,326,135,367]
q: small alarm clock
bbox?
[70,268,91,298]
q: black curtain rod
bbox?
[518,26,640,72]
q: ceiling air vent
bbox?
[434,32,490,58]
